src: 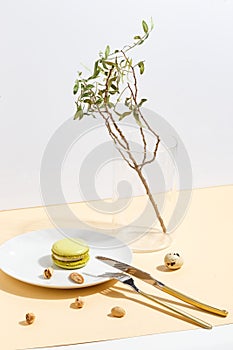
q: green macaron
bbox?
[51,238,90,269]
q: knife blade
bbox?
[96,256,228,317]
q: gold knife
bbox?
[96,256,228,317]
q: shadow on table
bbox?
[0,270,116,300]
[112,284,199,311]
[101,286,201,327]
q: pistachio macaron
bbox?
[51,238,90,269]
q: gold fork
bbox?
[85,272,212,329]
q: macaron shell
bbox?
[51,238,89,257]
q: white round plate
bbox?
[0,228,132,289]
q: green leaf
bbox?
[138,98,147,107]
[92,69,100,79]
[138,61,145,74]
[96,98,103,105]
[83,99,93,104]
[124,97,132,108]
[134,35,141,40]
[119,111,132,120]
[108,102,114,108]
[107,77,117,88]
[142,20,149,34]
[105,45,110,58]
[101,60,108,69]
[110,75,118,81]
[90,60,100,79]
[104,61,115,66]
[81,92,91,98]
[110,83,118,91]
[138,39,144,45]
[133,109,143,126]
[85,84,94,89]
[73,80,79,95]
[150,17,154,30]
[74,107,84,120]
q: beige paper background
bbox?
[0,186,232,350]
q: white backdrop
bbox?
[0,0,233,210]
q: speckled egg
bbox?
[164,253,184,270]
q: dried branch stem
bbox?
[73,19,167,233]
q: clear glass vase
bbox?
[107,126,178,252]
[40,106,191,252]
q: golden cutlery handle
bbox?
[159,285,228,317]
[139,290,212,329]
